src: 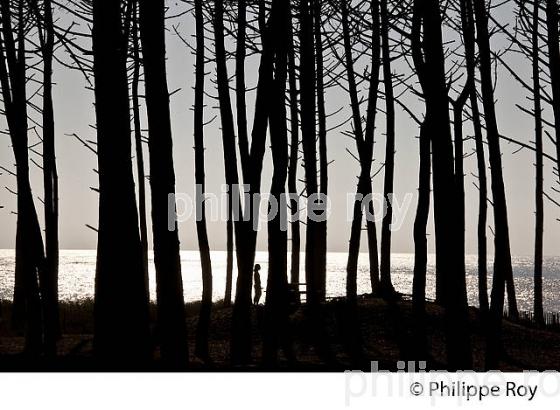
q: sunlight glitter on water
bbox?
[0,249,559,311]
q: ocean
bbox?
[1,250,559,312]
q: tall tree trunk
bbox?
[131,0,150,304]
[264,0,293,366]
[341,0,381,301]
[193,0,213,362]
[410,4,430,326]
[473,95,489,314]
[37,0,60,357]
[214,0,247,364]
[460,0,489,315]
[412,0,472,370]
[139,0,188,366]
[223,0,246,312]
[472,0,518,368]
[287,7,301,298]
[340,0,383,365]
[364,0,382,295]
[213,0,273,365]
[451,0,473,311]
[379,0,396,297]
[236,0,249,180]
[231,3,275,365]
[298,0,334,364]
[453,0,484,317]
[0,0,46,356]
[451,94,470,315]
[299,0,320,306]
[92,0,150,365]
[341,0,365,304]
[452,103,468,306]
[314,0,328,303]
[532,0,544,326]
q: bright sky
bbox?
[1,3,559,257]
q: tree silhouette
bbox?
[139,0,188,367]
[33,0,60,357]
[263,0,295,366]
[213,0,274,365]
[129,0,150,307]
[411,0,471,370]
[530,0,545,328]
[193,0,213,363]
[287,4,301,297]
[337,0,375,363]
[0,0,46,355]
[459,0,489,316]
[471,0,518,369]
[337,0,382,303]
[91,0,150,365]
[379,0,397,298]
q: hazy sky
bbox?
[1,3,559,257]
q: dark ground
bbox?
[0,296,559,371]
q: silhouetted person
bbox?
[253,264,262,305]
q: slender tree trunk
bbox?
[341,0,366,303]
[236,0,249,180]
[413,0,471,370]
[193,0,213,362]
[131,1,150,303]
[298,0,334,364]
[532,0,544,326]
[472,0,517,368]
[452,94,469,310]
[410,3,429,327]
[339,1,377,363]
[364,0,382,295]
[379,0,396,298]
[214,0,247,364]
[299,0,320,306]
[287,9,301,298]
[461,0,488,314]
[92,0,150,365]
[0,0,46,356]
[214,0,273,365]
[229,1,272,361]
[222,0,245,312]
[139,0,188,366]
[314,0,328,303]
[473,95,489,315]
[264,0,293,366]
[412,122,430,359]
[220,0,243,310]
[451,1,473,309]
[231,3,275,365]
[342,0,381,301]
[38,0,60,357]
